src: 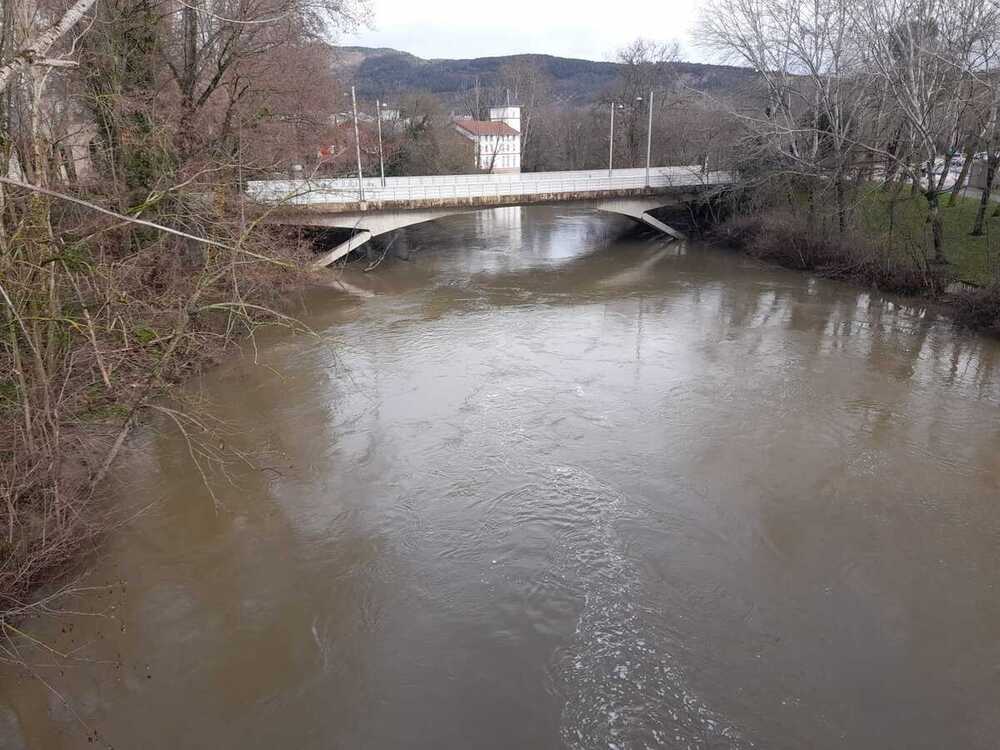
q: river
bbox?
[2,206,999,749]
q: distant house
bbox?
[331,111,376,126]
[454,106,521,173]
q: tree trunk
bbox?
[971,155,997,236]
[177,3,198,155]
[927,189,945,264]
[948,143,977,207]
[882,129,902,189]
[0,0,98,93]
[835,174,847,237]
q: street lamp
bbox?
[644,91,654,188]
[633,95,651,187]
[608,102,624,179]
[345,87,365,202]
[376,99,387,188]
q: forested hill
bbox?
[332,46,756,102]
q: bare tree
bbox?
[964,7,1000,235]
[160,0,367,160]
[702,0,1000,263]
[702,0,873,234]
[393,91,479,175]
[497,59,552,167]
[609,39,679,167]
[0,0,98,93]
[858,0,995,261]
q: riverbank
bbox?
[708,188,1000,337]
[0,216,314,631]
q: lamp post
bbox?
[608,102,624,179]
[610,99,645,180]
[631,95,647,184]
[645,90,653,188]
[349,86,364,202]
[376,99,386,188]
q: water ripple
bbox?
[546,466,752,749]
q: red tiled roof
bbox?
[454,120,519,137]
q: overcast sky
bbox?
[342,0,710,63]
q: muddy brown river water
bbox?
[2,206,1000,749]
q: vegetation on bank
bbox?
[858,190,1000,287]
[699,0,1000,336]
[709,185,1000,335]
[0,0,367,631]
[0,189,311,624]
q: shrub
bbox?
[952,284,1000,335]
[709,208,953,295]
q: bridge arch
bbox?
[294,199,690,269]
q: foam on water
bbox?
[546,466,751,749]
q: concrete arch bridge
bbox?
[246,166,732,269]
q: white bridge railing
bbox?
[247,166,732,206]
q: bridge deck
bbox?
[248,166,730,207]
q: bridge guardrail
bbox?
[247,167,732,206]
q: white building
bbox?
[454,106,522,173]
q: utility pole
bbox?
[350,86,365,201]
[609,102,617,179]
[376,98,386,188]
[238,114,246,236]
[645,90,653,188]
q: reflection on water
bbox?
[2,206,999,749]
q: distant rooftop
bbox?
[454,120,519,137]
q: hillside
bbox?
[332,46,756,103]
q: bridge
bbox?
[247,166,732,268]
